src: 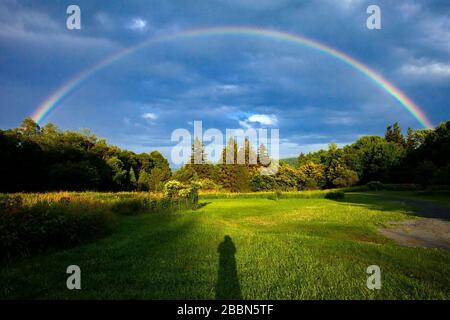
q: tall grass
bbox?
[0,191,199,259]
[0,194,116,259]
[200,189,345,200]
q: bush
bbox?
[163,180,185,198]
[163,180,199,209]
[324,191,345,200]
[0,195,116,259]
[197,178,218,192]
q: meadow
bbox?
[0,191,449,299]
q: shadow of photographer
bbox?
[215,235,242,300]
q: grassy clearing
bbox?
[374,190,450,207]
[1,193,449,299]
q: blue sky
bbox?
[0,0,449,162]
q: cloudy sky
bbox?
[0,0,449,162]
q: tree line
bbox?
[174,121,450,191]
[294,121,450,188]
[0,118,171,192]
[0,118,449,193]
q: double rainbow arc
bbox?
[31,26,433,129]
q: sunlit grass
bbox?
[1,193,449,299]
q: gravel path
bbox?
[364,193,450,249]
[379,219,450,249]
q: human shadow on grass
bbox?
[215,236,242,300]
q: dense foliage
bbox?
[0,119,449,193]
[0,118,171,192]
[296,121,450,187]
[176,121,449,191]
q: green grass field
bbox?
[376,190,450,207]
[1,193,449,299]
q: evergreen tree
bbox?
[386,122,404,146]
[190,136,207,164]
[385,124,393,142]
[219,138,239,191]
[257,143,270,166]
[238,137,257,167]
[187,137,216,179]
[392,122,405,146]
[406,127,415,150]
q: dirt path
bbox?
[364,193,450,249]
[379,219,450,249]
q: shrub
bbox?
[163,180,199,210]
[197,178,219,191]
[164,180,185,198]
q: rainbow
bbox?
[31,26,433,128]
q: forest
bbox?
[0,118,449,193]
